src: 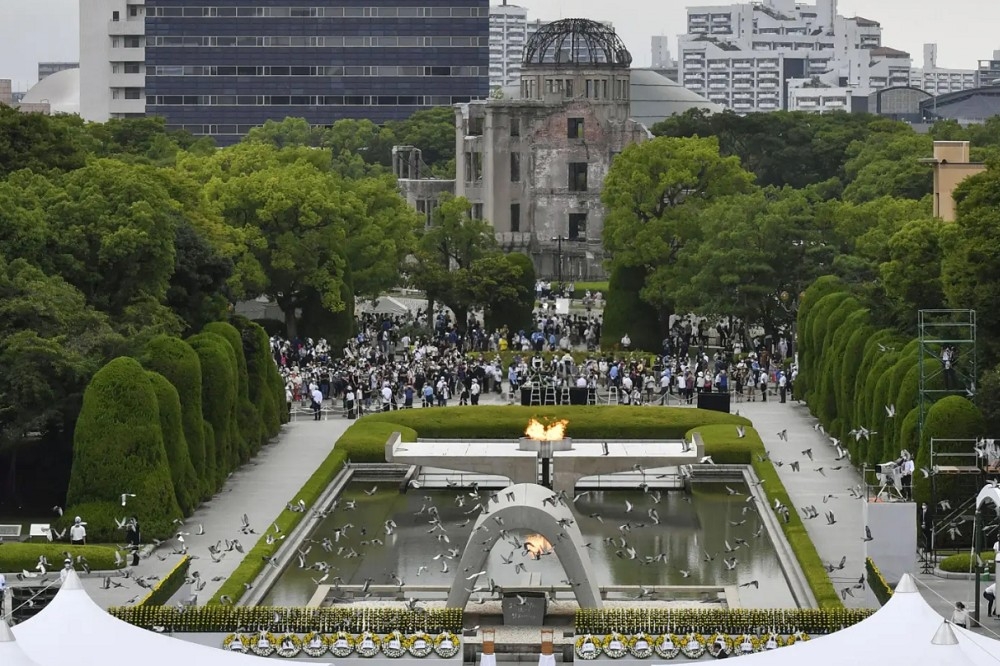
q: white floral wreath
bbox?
[735,634,763,655]
[433,631,461,658]
[356,632,382,658]
[574,634,601,660]
[330,631,356,657]
[275,633,302,658]
[706,633,732,659]
[382,631,407,658]
[222,633,250,653]
[251,631,277,657]
[603,632,628,659]
[628,633,654,659]
[409,631,434,658]
[302,632,329,657]
[653,634,681,660]
[679,633,705,660]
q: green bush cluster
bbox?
[691,425,842,609]
[140,556,191,606]
[939,551,995,574]
[795,277,980,493]
[0,543,122,572]
[65,319,287,541]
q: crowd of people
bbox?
[268,306,797,418]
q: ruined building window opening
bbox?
[510,152,521,182]
[511,203,521,232]
[568,162,588,192]
[568,117,584,139]
[585,80,594,98]
[564,79,574,97]
[569,213,587,240]
[472,203,484,220]
[510,118,520,137]
[468,115,484,136]
[465,151,483,182]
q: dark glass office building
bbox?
[144,0,489,145]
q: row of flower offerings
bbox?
[222,630,461,658]
[574,631,811,660]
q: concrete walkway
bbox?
[81,419,352,608]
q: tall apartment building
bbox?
[81,0,489,144]
[488,3,528,91]
[80,0,148,122]
[909,44,977,95]
[977,50,1000,87]
[677,0,910,113]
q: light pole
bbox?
[551,235,569,287]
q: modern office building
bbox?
[80,0,489,144]
[677,0,912,113]
[38,62,80,82]
[488,3,528,91]
[909,44,977,95]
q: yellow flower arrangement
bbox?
[602,632,628,659]
[679,633,706,659]
[409,631,434,657]
[275,633,303,658]
[735,634,764,654]
[222,633,249,653]
[706,633,733,658]
[786,631,811,646]
[356,631,382,658]
[627,633,654,658]
[250,631,278,657]
[382,631,407,658]
[653,634,681,659]
[302,632,330,657]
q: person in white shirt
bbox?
[901,457,915,499]
[311,387,323,421]
[469,379,481,405]
[69,516,86,545]
[985,582,997,617]
[381,384,393,412]
[620,334,631,350]
[59,559,73,584]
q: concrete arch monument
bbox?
[446,483,603,609]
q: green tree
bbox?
[484,252,535,333]
[387,106,457,177]
[66,357,182,540]
[0,105,88,177]
[878,217,952,324]
[602,136,755,315]
[841,130,933,203]
[244,117,325,148]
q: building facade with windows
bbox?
[677,0,912,113]
[80,0,489,143]
[38,62,80,82]
[488,3,528,91]
[909,44,977,95]
[454,19,648,280]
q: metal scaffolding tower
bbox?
[918,309,977,438]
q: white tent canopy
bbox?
[976,485,1000,512]
[13,571,264,666]
[0,619,45,666]
[738,574,998,666]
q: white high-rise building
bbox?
[651,35,673,69]
[80,0,148,122]
[489,3,529,91]
[677,0,911,113]
[909,43,977,95]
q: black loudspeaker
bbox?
[697,392,731,413]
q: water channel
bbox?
[263,482,796,608]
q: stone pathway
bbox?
[81,419,353,608]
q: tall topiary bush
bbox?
[147,371,199,514]
[485,252,536,333]
[203,321,263,459]
[815,298,861,424]
[839,323,875,436]
[66,357,181,540]
[139,335,209,499]
[188,333,237,489]
[230,316,282,439]
[861,351,900,466]
[803,292,850,406]
[601,265,663,352]
[914,396,986,504]
[795,275,846,398]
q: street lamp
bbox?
[550,235,569,287]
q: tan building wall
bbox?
[0,79,11,106]
[929,141,986,221]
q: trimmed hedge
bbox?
[140,555,191,606]
[66,357,182,541]
[139,335,210,499]
[866,558,893,606]
[204,321,264,459]
[0,543,123,573]
[208,447,349,605]
[940,551,996,574]
[914,396,986,504]
[231,316,283,439]
[692,425,842,609]
[147,371,199,514]
[335,421,418,463]
[187,332,237,490]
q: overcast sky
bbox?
[2,0,998,89]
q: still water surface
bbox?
[263,482,796,608]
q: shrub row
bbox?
[574,607,871,635]
[865,558,893,606]
[0,543,122,573]
[208,447,349,605]
[690,425,842,609]
[109,605,463,633]
[795,276,985,504]
[939,551,996,574]
[140,556,191,606]
[64,317,288,542]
